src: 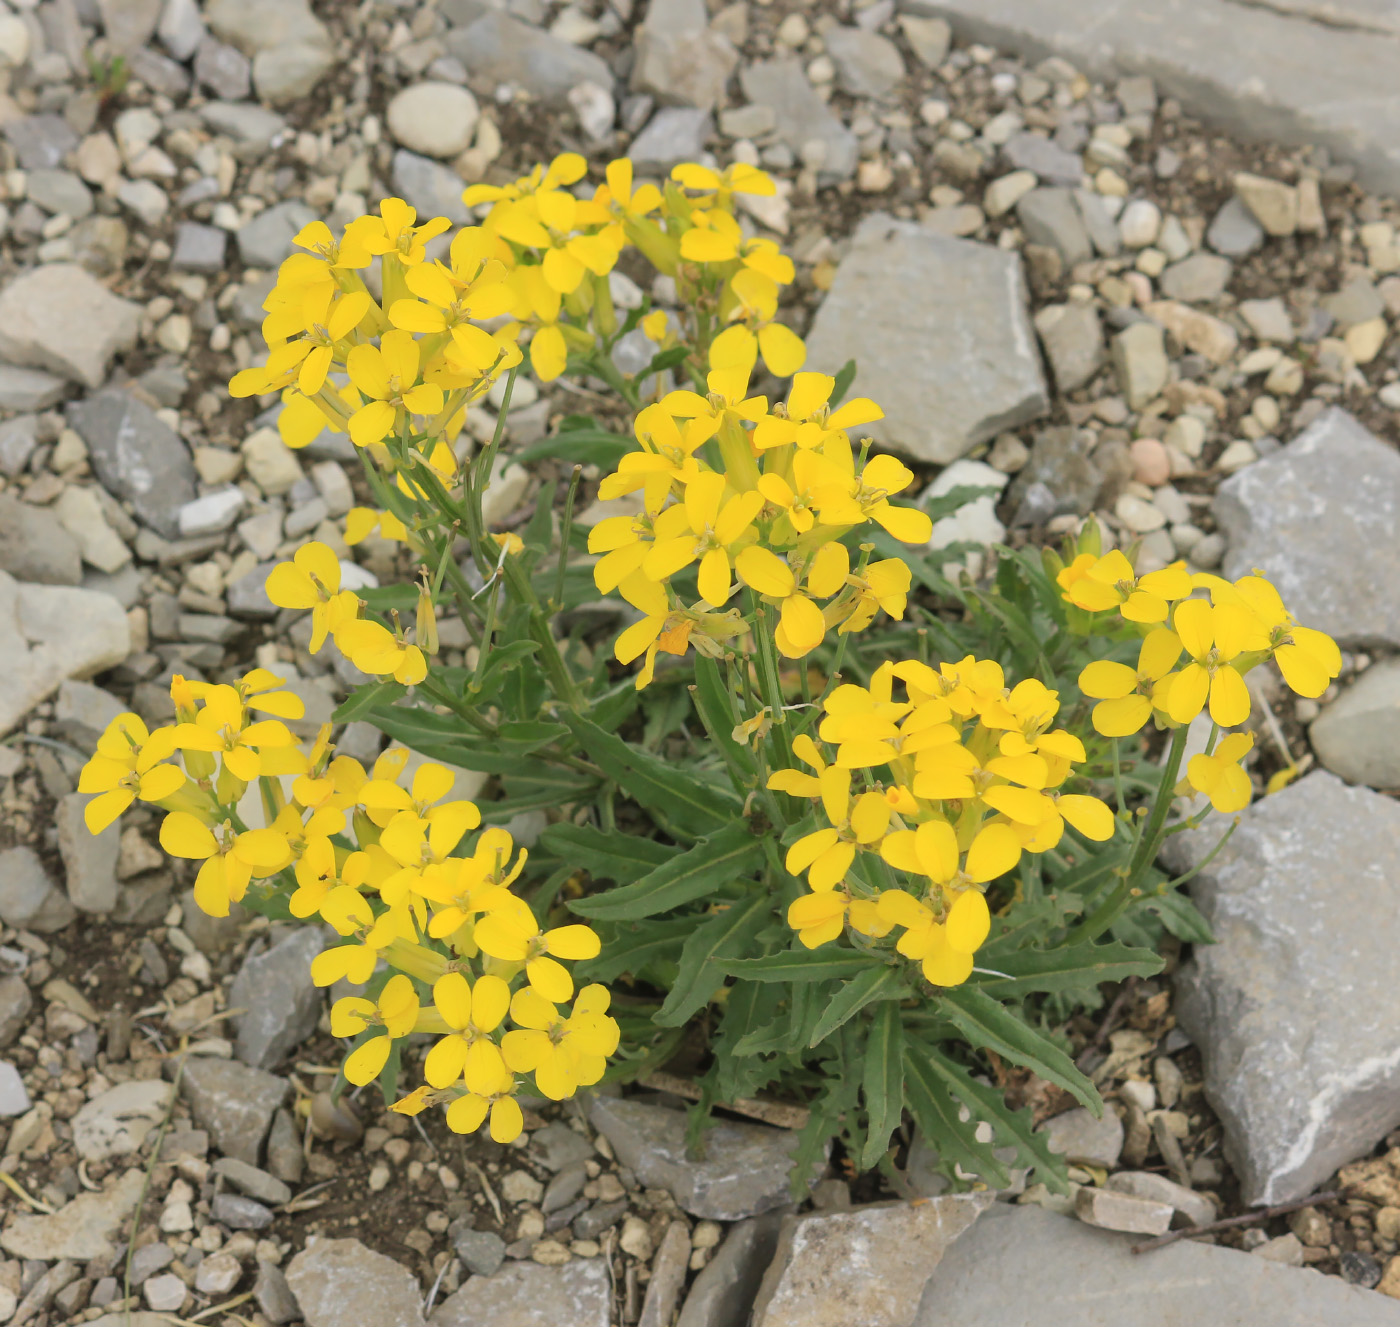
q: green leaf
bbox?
[514,425,632,470]
[654,894,771,1027]
[829,357,857,408]
[808,964,904,1047]
[860,1001,905,1170]
[539,823,678,885]
[583,917,694,983]
[647,344,692,375]
[470,640,541,699]
[332,680,406,723]
[497,720,571,754]
[692,656,756,782]
[1142,888,1215,944]
[569,822,763,921]
[903,1046,1010,1188]
[358,584,418,614]
[720,948,879,982]
[922,1046,1071,1195]
[560,713,741,841]
[937,987,1101,1112]
[968,941,1162,998]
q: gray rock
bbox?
[27,169,94,220]
[99,0,163,52]
[0,415,40,478]
[640,1220,692,1327]
[1007,426,1102,520]
[72,1080,173,1162]
[1159,253,1233,303]
[181,1057,287,1166]
[1002,132,1084,186]
[0,494,82,585]
[1,1168,144,1261]
[1321,275,1385,329]
[226,562,278,619]
[211,1193,274,1229]
[213,1156,293,1206]
[1075,192,1123,256]
[1041,1106,1124,1168]
[590,1096,818,1221]
[229,927,325,1070]
[392,150,471,228]
[266,1108,304,1185]
[131,1242,174,1286]
[179,488,244,538]
[387,82,480,158]
[194,36,251,100]
[4,115,78,171]
[632,0,737,111]
[1111,321,1169,408]
[451,1225,506,1276]
[754,1197,991,1327]
[629,108,713,173]
[237,201,317,270]
[0,264,141,389]
[57,791,120,912]
[1033,301,1104,393]
[1016,187,1093,266]
[541,1161,588,1215]
[803,213,1047,464]
[1310,661,1400,787]
[444,13,614,106]
[286,1237,426,1327]
[530,1122,596,1172]
[200,101,288,149]
[1215,408,1400,647]
[255,1261,301,1325]
[0,975,32,1047]
[899,14,952,66]
[913,1203,1400,1325]
[69,390,196,539]
[0,843,74,929]
[255,41,336,104]
[573,1198,629,1240]
[739,59,858,182]
[130,45,192,96]
[0,572,131,736]
[159,0,206,60]
[677,1211,785,1327]
[204,0,333,104]
[432,1260,609,1327]
[1104,1171,1217,1227]
[1207,197,1265,256]
[171,222,228,273]
[0,1060,29,1116]
[823,26,906,98]
[1239,296,1295,343]
[1074,1185,1175,1235]
[0,366,67,412]
[54,485,133,574]
[1173,770,1400,1204]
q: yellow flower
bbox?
[334,617,428,685]
[265,542,361,653]
[782,766,891,889]
[754,372,883,452]
[880,817,1022,896]
[77,713,184,834]
[876,887,989,987]
[388,227,515,334]
[330,974,421,1085]
[423,972,513,1094]
[1058,551,1193,624]
[1165,598,1258,728]
[445,1086,524,1143]
[357,197,451,266]
[799,447,933,545]
[345,506,408,545]
[472,905,601,1002]
[786,887,892,948]
[1217,574,1341,699]
[1187,731,1255,813]
[501,985,619,1100]
[346,329,445,447]
[642,471,763,605]
[171,684,299,784]
[1079,629,1183,737]
[671,161,777,208]
[825,557,912,638]
[159,813,291,917]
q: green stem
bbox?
[472,563,503,692]
[552,464,583,612]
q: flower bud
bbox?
[415,586,439,656]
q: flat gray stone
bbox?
[739,58,858,182]
[590,1096,817,1221]
[1111,321,1169,408]
[27,169,94,220]
[432,1260,609,1327]
[631,0,737,111]
[0,365,67,412]
[1207,197,1266,256]
[823,26,906,99]
[1,1168,144,1261]
[204,0,332,104]
[918,0,1400,195]
[226,562,279,619]
[639,1220,691,1327]
[201,100,288,148]
[754,1196,992,1327]
[72,1080,173,1162]
[171,222,228,273]
[57,790,120,912]
[1174,770,1400,1205]
[181,1057,287,1166]
[4,115,77,171]
[1310,660,1400,787]
[0,572,131,738]
[1017,187,1093,267]
[914,1203,1400,1325]
[69,389,197,539]
[0,493,82,585]
[1041,1106,1124,1168]
[0,844,77,934]
[1003,131,1085,186]
[628,108,713,173]
[803,214,1047,464]
[1033,301,1104,393]
[444,12,615,105]
[0,1061,28,1116]
[287,1238,426,1327]
[677,1211,786,1327]
[229,927,325,1070]
[1159,253,1233,303]
[392,150,471,227]
[0,264,141,389]
[237,200,317,270]
[1215,408,1400,647]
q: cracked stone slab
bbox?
[914,1204,1400,1324]
[802,214,1048,465]
[1171,770,1400,1205]
[1214,407,1400,647]
[916,0,1400,193]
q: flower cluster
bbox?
[1059,549,1340,811]
[76,673,617,1144]
[768,657,1114,986]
